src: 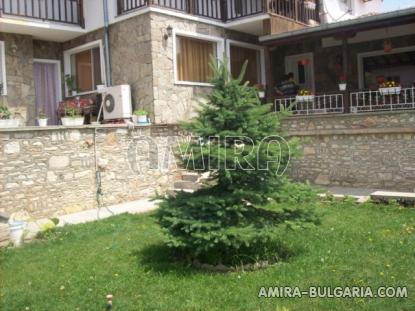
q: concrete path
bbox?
[319,186,378,203]
[25,199,159,240]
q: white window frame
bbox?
[284,52,315,92]
[357,45,415,89]
[63,40,106,97]
[0,41,7,95]
[173,29,225,87]
[226,39,266,85]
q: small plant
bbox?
[254,84,266,91]
[65,107,82,118]
[298,89,312,96]
[37,111,48,119]
[0,103,11,119]
[380,80,400,88]
[339,75,347,84]
[65,74,76,93]
[133,109,147,116]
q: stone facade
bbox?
[0,125,183,219]
[283,111,415,191]
[0,33,36,125]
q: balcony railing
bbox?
[117,0,320,24]
[350,88,415,113]
[275,93,344,115]
[274,87,415,116]
[0,0,84,27]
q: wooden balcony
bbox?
[0,0,85,27]
[117,0,320,24]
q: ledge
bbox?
[287,127,415,137]
[286,110,415,120]
[0,123,180,133]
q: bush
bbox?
[157,59,319,266]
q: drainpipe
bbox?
[103,0,112,86]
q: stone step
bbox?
[370,191,415,204]
[174,181,201,191]
[181,173,199,182]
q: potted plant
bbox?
[0,104,19,128]
[37,111,48,127]
[255,84,266,98]
[338,75,347,91]
[379,80,401,96]
[296,89,314,102]
[133,109,148,124]
[61,106,84,126]
[65,74,77,97]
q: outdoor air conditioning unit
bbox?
[102,85,132,120]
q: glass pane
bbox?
[176,36,216,83]
[75,50,93,92]
[230,45,260,85]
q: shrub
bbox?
[157,58,319,266]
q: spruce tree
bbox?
[157,59,318,266]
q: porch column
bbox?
[342,37,350,113]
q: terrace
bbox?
[117,0,320,25]
[0,0,84,27]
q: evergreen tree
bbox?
[157,59,318,266]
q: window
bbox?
[227,40,265,86]
[0,41,7,95]
[174,31,224,85]
[64,40,105,95]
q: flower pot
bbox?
[296,95,314,102]
[339,83,347,91]
[258,91,265,98]
[37,118,48,127]
[0,119,19,128]
[137,115,148,124]
[61,116,84,126]
[379,86,401,96]
[9,220,25,246]
[71,91,77,97]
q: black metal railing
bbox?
[117,0,320,24]
[0,0,84,27]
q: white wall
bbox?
[83,0,119,32]
[320,0,382,23]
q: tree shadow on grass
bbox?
[132,240,304,276]
[131,243,202,276]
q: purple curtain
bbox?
[34,62,59,125]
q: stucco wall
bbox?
[0,124,183,219]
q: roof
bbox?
[259,7,415,45]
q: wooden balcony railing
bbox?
[117,0,320,24]
[0,0,84,27]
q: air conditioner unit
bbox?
[102,85,132,120]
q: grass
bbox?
[1,200,414,311]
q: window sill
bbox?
[65,90,99,98]
[174,81,213,87]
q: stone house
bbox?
[0,0,386,126]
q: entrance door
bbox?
[285,53,315,91]
[33,60,61,125]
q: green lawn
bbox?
[1,200,414,311]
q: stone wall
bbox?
[0,125,183,219]
[0,33,36,125]
[283,111,415,191]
